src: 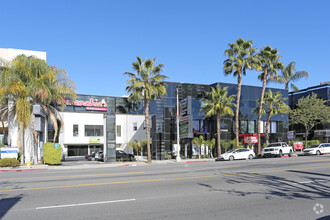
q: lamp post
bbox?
[103,113,108,162]
[176,87,181,162]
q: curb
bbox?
[186,160,207,163]
[281,155,298,158]
[0,168,48,172]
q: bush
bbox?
[43,143,62,165]
[0,158,20,167]
[164,151,172,160]
[289,140,320,149]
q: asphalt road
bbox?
[1,155,330,220]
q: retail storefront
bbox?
[54,82,288,160]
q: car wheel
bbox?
[229,156,234,161]
[278,151,283,157]
[248,154,253,160]
[289,151,292,157]
[316,150,321,155]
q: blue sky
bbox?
[1,0,329,97]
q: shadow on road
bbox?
[197,170,330,200]
[0,196,22,219]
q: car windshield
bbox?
[267,143,281,148]
[307,145,319,148]
[225,150,235,153]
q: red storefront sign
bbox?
[239,134,265,144]
[293,142,303,150]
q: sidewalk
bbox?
[0,158,216,172]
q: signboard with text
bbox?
[0,147,18,159]
[89,137,101,144]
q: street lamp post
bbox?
[176,88,181,162]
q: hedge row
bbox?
[0,158,20,167]
[288,140,320,148]
[43,143,61,165]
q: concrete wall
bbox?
[0,48,46,64]
[59,112,105,145]
[115,114,147,153]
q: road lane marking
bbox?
[1,165,330,192]
[0,165,242,181]
[36,198,136,210]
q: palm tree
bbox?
[192,135,205,159]
[124,56,168,163]
[223,38,257,148]
[254,90,289,145]
[255,46,284,154]
[205,138,215,158]
[201,86,235,156]
[0,55,76,163]
[276,62,308,91]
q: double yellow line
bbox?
[1,165,330,192]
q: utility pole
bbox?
[176,87,181,162]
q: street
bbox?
[1,155,330,220]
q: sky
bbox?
[1,0,329,97]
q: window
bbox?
[248,121,255,134]
[85,125,103,136]
[271,121,277,133]
[73,124,78,137]
[117,125,121,137]
[133,122,137,131]
[240,121,248,134]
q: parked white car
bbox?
[261,142,293,158]
[217,148,255,161]
[302,143,330,155]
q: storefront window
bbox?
[85,125,103,136]
[240,120,248,134]
[248,121,255,133]
[73,124,78,137]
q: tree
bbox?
[223,38,257,148]
[201,86,235,155]
[275,62,308,91]
[128,139,147,157]
[255,46,284,155]
[124,56,168,163]
[192,135,205,159]
[0,55,76,163]
[254,90,289,145]
[289,93,329,148]
[205,138,215,158]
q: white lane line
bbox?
[36,198,136,210]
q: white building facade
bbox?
[55,95,147,161]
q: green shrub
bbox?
[164,151,172,160]
[43,143,62,165]
[0,158,20,167]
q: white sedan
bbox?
[217,148,255,161]
[302,143,330,155]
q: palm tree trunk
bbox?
[145,98,151,163]
[257,68,268,155]
[217,111,221,156]
[266,113,271,145]
[305,129,308,149]
[235,71,242,148]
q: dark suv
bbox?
[116,150,135,161]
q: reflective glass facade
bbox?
[57,81,288,160]
[289,83,330,142]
